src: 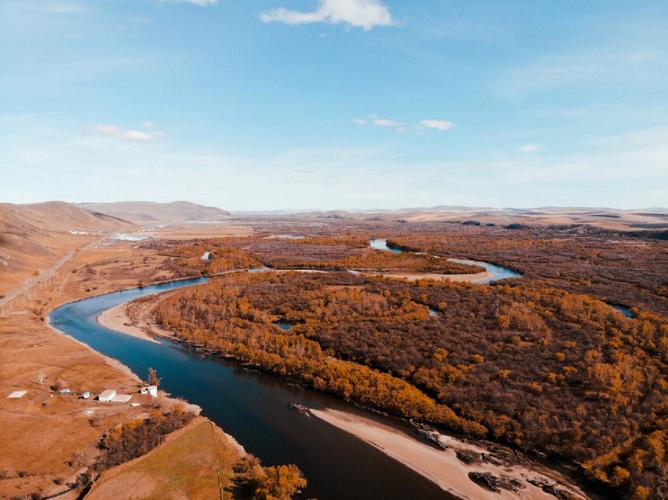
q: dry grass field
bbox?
[0,204,256,499]
[88,417,243,500]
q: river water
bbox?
[47,240,525,498]
[49,279,452,500]
[369,239,522,283]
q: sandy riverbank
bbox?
[98,302,161,343]
[310,408,587,500]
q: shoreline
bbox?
[98,302,162,344]
[57,275,589,500]
[310,408,587,500]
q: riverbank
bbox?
[311,408,587,500]
[51,279,452,500]
[98,302,161,344]
[0,234,262,499]
[101,279,591,500]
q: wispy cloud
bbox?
[517,144,539,153]
[419,119,454,131]
[260,0,396,31]
[355,116,454,133]
[1,115,666,209]
[494,49,668,100]
[371,116,402,128]
[353,115,406,131]
[92,123,165,142]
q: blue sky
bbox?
[1,0,667,210]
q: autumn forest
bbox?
[133,222,666,499]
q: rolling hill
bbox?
[0,201,131,297]
[79,201,231,225]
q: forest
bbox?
[149,269,666,499]
[387,224,668,316]
[132,222,667,498]
[142,234,482,276]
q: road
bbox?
[0,236,106,308]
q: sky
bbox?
[1,0,667,210]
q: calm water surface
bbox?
[370,238,403,253]
[49,279,452,500]
[370,239,522,283]
[608,303,635,318]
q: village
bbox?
[7,370,162,416]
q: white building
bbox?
[140,386,159,397]
[98,389,117,402]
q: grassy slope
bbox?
[88,417,242,500]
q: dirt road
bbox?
[0,236,106,308]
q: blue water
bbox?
[448,258,523,283]
[273,320,294,331]
[49,279,451,500]
[370,238,403,254]
[370,239,523,283]
[609,303,635,318]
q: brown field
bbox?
[88,417,242,500]
[0,204,263,499]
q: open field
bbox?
[88,417,242,500]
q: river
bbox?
[49,279,453,500]
[47,240,528,499]
[369,239,522,283]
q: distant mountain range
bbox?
[79,201,231,225]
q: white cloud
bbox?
[93,124,164,142]
[356,116,452,133]
[1,116,666,210]
[419,119,454,131]
[372,116,401,127]
[142,121,156,129]
[260,0,396,31]
[517,144,539,153]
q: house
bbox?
[140,386,158,397]
[81,391,91,399]
[111,394,132,403]
[98,389,117,402]
[7,390,27,399]
[59,388,71,394]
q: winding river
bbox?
[49,279,452,500]
[47,243,528,499]
[369,239,522,283]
